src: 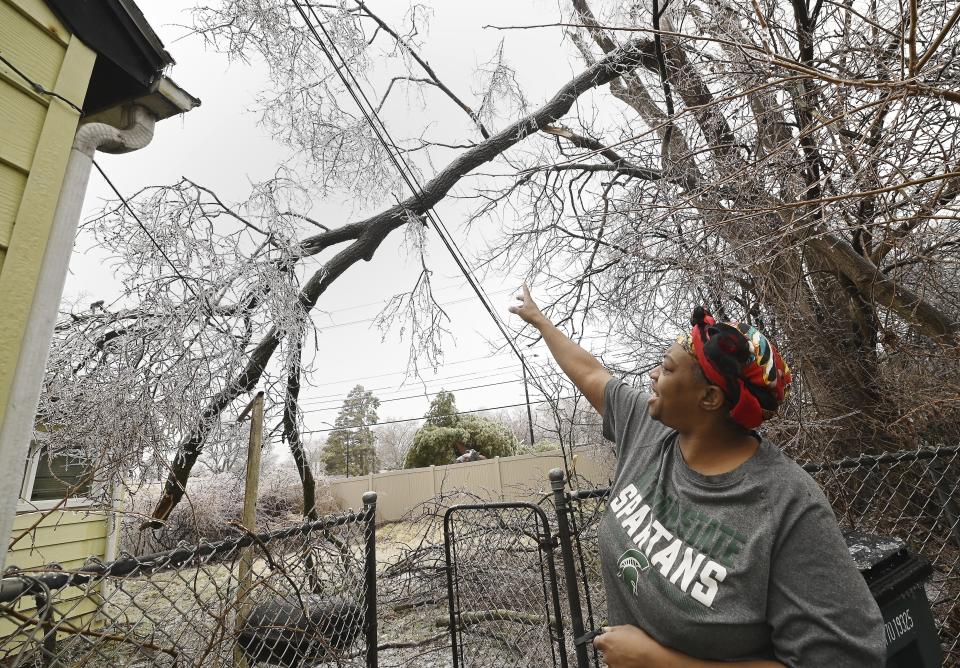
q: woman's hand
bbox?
[592,626,785,668]
[593,625,669,667]
[508,283,547,328]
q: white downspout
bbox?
[0,105,156,572]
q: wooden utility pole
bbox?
[233,391,264,668]
[521,361,536,446]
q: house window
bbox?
[19,438,95,512]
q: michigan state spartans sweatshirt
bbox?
[598,378,885,666]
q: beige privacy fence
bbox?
[326,448,615,522]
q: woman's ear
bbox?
[699,384,727,412]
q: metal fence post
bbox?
[362,491,378,668]
[35,592,57,668]
[550,468,590,668]
[443,507,462,668]
[538,509,570,668]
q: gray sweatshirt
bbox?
[599,378,885,666]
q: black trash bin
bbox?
[236,594,364,666]
[845,532,942,667]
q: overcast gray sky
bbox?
[66,0,629,450]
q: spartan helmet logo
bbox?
[617,549,650,596]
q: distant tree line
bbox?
[314,387,583,475]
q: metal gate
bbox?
[443,502,568,667]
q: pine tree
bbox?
[320,384,380,476]
[405,390,517,467]
[423,390,457,428]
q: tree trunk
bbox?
[282,317,319,521]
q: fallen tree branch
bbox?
[149,36,657,524]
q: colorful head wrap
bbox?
[678,307,792,429]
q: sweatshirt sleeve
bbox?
[767,477,886,667]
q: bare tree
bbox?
[374,420,418,471]
[486,406,534,449]
[482,0,960,460]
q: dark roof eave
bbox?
[113,0,175,68]
[44,0,174,84]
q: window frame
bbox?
[17,434,99,513]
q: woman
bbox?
[509,285,885,667]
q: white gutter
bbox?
[0,105,157,572]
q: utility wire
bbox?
[294,2,551,451]
[301,377,548,413]
[299,337,633,394]
[93,162,203,303]
[293,2,531,372]
[299,365,531,405]
[299,395,578,436]
[0,52,83,113]
[296,343,637,406]
[303,353,528,389]
[298,369,581,412]
[318,286,512,317]
[314,289,514,330]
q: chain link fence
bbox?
[0,494,377,668]
[2,445,957,667]
[811,444,960,661]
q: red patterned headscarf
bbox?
[679,307,792,429]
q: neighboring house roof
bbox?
[44,0,178,115]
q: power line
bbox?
[296,345,638,408]
[316,286,512,317]
[293,2,542,447]
[93,161,204,303]
[300,332,627,391]
[296,340,637,404]
[300,351,527,389]
[313,289,513,330]
[299,364,529,405]
[298,370,574,413]
[299,395,578,436]
[0,52,83,113]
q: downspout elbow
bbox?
[73,104,157,157]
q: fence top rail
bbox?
[443,500,554,531]
[0,496,376,604]
[565,444,958,499]
[798,443,959,473]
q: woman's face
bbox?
[647,341,712,429]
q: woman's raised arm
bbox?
[509,284,612,415]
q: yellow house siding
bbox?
[0,592,100,661]
[0,80,48,172]
[0,1,69,93]
[1,509,109,658]
[4,0,70,48]
[7,509,109,570]
[0,1,95,442]
[0,168,27,248]
[7,509,109,568]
